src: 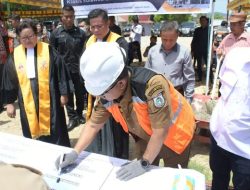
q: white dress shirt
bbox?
[130,24,142,43]
[210,47,250,159]
[26,48,35,79]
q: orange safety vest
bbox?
[85,32,121,120]
[102,67,195,154]
[14,42,51,138]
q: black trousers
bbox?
[196,53,213,82]
[210,136,250,190]
[128,41,142,65]
[66,72,86,120]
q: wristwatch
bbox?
[141,159,150,168]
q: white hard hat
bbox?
[80,42,125,96]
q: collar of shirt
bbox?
[159,43,178,55]
[228,31,248,40]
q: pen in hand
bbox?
[56,153,65,183]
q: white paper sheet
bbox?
[0,132,205,190]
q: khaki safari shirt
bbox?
[90,74,172,142]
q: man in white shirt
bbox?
[128,17,143,64]
[209,47,250,190]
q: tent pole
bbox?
[226,0,230,21]
[205,0,216,95]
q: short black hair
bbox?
[35,21,43,27]
[88,9,108,22]
[150,35,157,41]
[17,19,37,36]
[221,20,228,27]
[109,16,115,22]
[200,15,209,22]
[62,5,75,12]
[132,16,139,23]
[8,14,20,21]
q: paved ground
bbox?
[0,36,212,184]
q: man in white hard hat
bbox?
[55,42,195,181]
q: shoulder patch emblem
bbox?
[153,93,165,108]
[148,85,163,97]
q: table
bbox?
[0,132,205,190]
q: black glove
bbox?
[116,160,149,181]
[55,150,78,170]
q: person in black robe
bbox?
[1,20,71,147]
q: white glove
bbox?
[116,160,149,181]
[55,150,78,170]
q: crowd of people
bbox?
[0,6,250,190]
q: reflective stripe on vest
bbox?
[167,93,182,126]
[103,81,195,154]
[14,42,51,138]
[85,32,121,120]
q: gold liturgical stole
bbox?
[14,42,50,138]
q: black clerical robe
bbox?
[1,43,70,147]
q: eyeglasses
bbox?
[20,34,35,41]
[100,80,118,97]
